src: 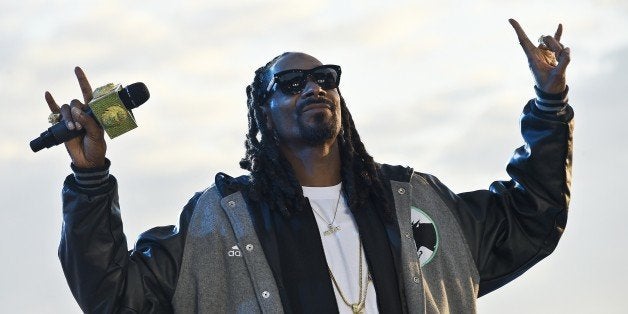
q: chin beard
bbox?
[298,111,339,146]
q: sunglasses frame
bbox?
[265,64,342,96]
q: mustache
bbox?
[298,97,335,113]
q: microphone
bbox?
[30,82,150,152]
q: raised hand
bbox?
[509,19,571,94]
[45,67,107,168]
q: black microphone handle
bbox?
[30,108,96,152]
[30,82,149,153]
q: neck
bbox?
[280,139,342,187]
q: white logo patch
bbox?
[410,206,440,266]
[228,245,241,257]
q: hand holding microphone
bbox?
[34,67,149,169]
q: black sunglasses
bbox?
[266,64,342,96]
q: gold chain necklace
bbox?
[328,239,371,314]
[310,189,342,236]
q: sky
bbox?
[1,0,627,313]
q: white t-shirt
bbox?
[302,183,378,314]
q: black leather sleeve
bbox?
[59,175,201,313]
[423,99,573,297]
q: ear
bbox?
[259,105,274,130]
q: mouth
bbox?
[302,103,332,113]
[299,98,334,114]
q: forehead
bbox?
[269,53,324,75]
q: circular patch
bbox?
[410,206,439,266]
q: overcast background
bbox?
[1,0,627,313]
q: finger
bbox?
[60,104,75,130]
[45,91,60,113]
[70,98,87,110]
[509,18,536,53]
[542,36,564,53]
[554,23,563,42]
[70,99,86,130]
[555,47,571,75]
[74,66,93,104]
[71,106,102,138]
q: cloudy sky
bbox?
[1,0,627,312]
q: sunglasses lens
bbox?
[274,66,340,95]
[311,67,339,90]
[277,72,306,95]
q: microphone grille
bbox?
[123,82,150,109]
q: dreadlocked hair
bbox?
[240,53,393,220]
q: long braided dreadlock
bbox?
[239,52,392,219]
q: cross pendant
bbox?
[323,224,341,236]
[351,303,364,314]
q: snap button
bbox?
[413,276,420,283]
[405,233,412,239]
[227,200,236,207]
[262,291,270,298]
[246,244,254,251]
[397,187,406,195]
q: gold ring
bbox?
[48,112,61,124]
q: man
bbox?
[49,19,572,313]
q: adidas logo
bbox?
[228,245,241,257]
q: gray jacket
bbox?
[172,172,481,313]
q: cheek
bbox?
[268,94,296,112]
[267,98,298,128]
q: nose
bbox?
[301,76,326,98]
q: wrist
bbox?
[70,157,106,169]
[537,78,567,94]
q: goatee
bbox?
[297,110,339,146]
